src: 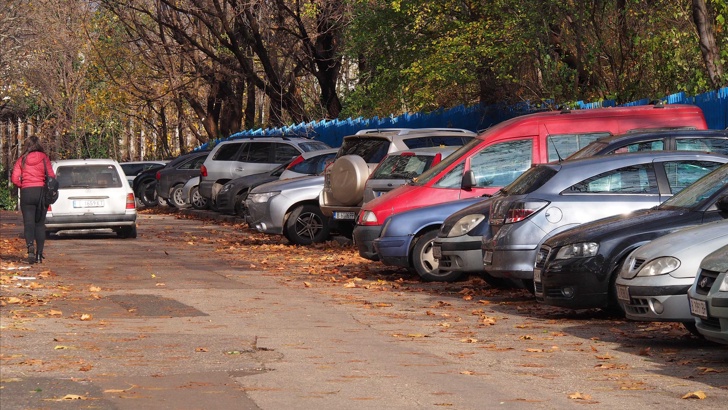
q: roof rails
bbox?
[354,128,475,136]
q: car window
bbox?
[370,154,435,180]
[470,139,533,187]
[403,136,470,149]
[56,165,124,189]
[663,160,724,194]
[609,140,665,154]
[504,166,558,195]
[214,143,244,160]
[240,142,273,163]
[121,164,143,176]
[338,138,391,163]
[179,155,207,170]
[415,139,479,185]
[274,143,301,163]
[289,152,337,175]
[434,162,465,188]
[547,133,610,161]
[677,138,728,154]
[660,164,728,209]
[566,164,658,194]
[298,142,331,152]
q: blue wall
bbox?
[198,87,728,150]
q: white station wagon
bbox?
[46,159,138,238]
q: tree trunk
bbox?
[692,0,725,88]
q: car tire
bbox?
[117,224,137,239]
[190,186,208,210]
[169,184,186,208]
[329,155,369,206]
[283,204,330,245]
[137,180,158,207]
[412,230,465,282]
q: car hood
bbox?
[543,208,699,247]
[700,244,728,273]
[250,175,323,194]
[228,172,277,189]
[381,197,483,237]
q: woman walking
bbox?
[11,136,55,264]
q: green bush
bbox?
[0,164,18,211]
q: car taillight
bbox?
[431,153,442,167]
[505,201,549,224]
[287,155,304,169]
[126,193,136,209]
[200,165,207,177]
[156,171,161,180]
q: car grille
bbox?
[624,297,650,315]
[534,281,543,294]
[535,247,551,269]
[439,255,455,269]
[695,268,719,295]
[632,258,646,271]
[544,287,565,299]
[700,316,721,330]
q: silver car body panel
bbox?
[247,175,325,235]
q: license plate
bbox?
[432,245,441,259]
[333,211,356,220]
[374,191,386,197]
[73,199,104,208]
[689,297,708,319]
[533,268,541,283]
[483,251,493,265]
[616,285,630,301]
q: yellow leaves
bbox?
[195,347,208,352]
[6,297,22,304]
[568,392,592,400]
[303,281,312,288]
[682,391,707,399]
[48,309,63,316]
[80,314,93,321]
[89,285,101,292]
[697,367,723,374]
[460,337,478,343]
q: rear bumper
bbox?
[46,213,136,229]
[319,191,360,219]
[484,248,539,279]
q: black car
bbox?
[567,129,728,159]
[156,151,210,208]
[216,161,291,217]
[132,163,168,207]
[534,163,728,311]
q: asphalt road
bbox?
[1,208,727,409]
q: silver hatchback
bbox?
[483,151,728,281]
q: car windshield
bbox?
[412,139,480,185]
[501,165,559,195]
[370,153,437,180]
[56,165,123,189]
[659,163,728,209]
[567,141,609,159]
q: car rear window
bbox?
[56,165,123,189]
[298,141,331,152]
[338,138,391,163]
[370,153,437,180]
[403,136,472,149]
[289,152,337,175]
[503,165,558,195]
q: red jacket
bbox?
[11,152,55,189]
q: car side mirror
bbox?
[716,195,728,213]
[461,170,476,190]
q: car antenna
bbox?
[544,124,563,163]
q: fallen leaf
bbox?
[460,338,478,343]
[682,391,706,399]
[80,314,93,321]
[6,297,22,304]
[48,310,63,316]
[525,348,544,353]
[303,282,312,288]
[195,347,208,352]
[89,286,101,292]
[343,282,357,288]
[54,345,69,350]
[568,392,592,400]
[697,367,723,374]
[460,370,475,375]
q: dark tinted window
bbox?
[178,155,207,170]
[120,164,144,176]
[289,152,337,175]
[403,136,470,149]
[214,143,243,160]
[274,143,301,163]
[504,166,558,195]
[240,142,273,163]
[338,138,391,163]
[56,165,123,189]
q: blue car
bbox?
[372,197,484,281]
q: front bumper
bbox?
[246,201,282,235]
[617,280,693,322]
[433,235,483,273]
[353,225,383,261]
[215,189,237,214]
[373,235,413,268]
[483,248,539,280]
[689,272,728,344]
[535,255,611,309]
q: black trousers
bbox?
[20,187,47,254]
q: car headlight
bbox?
[248,191,280,203]
[554,242,599,260]
[636,257,680,277]
[720,275,728,292]
[447,214,486,237]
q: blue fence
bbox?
[198,87,728,150]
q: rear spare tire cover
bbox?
[330,155,370,206]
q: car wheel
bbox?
[190,186,208,210]
[234,190,249,218]
[412,230,465,282]
[606,260,627,314]
[283,204,330,245]
[138,180,158,207]
[169,185,186,208]
[117,224,137,239]
[682,321,704,338]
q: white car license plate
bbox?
[432,245,441,259]
[689,297,708,319]
[73,199,104,208]
[533,268,541,283]
[333,211,356,220]
[483,251,493,265]
[616,285,630,301]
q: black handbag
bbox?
[42,160,59,205]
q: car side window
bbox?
[239,142,273,163]
[214,143,244,161]
[434,162,465,188]
[179,156,206,170]
[566,164,658,194]
[469,139,533,187]
[663,160,724,194]
[274,143,301,163]
[609,140,664,154]
[547,133,610,161]
[677,138,728,155]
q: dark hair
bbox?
[21,136,45,157]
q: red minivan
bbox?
[353,104,708,260]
